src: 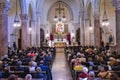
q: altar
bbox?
[54,41,66,48]
[50,22,69,47]
[51,39,68,47]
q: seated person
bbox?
[108,57,118,66]
[98,66,111,79]
[25,74,32,80]
[110,73,119,80]
[8,74,17,80]
[79,54,86,63]
[38,62,52,80]
[0,61,3,71]
[4,66,10,77]
[88,58,94,66]
[33,67,45,79]
[2,55,10,62]
[45,52,52,62]
[88,71,96,80]
[74,58,80,66]
[38,62,48,71]
[74,63,84,71]
[23,56,31,62]
[77,67,89,80]
[29,61,37,72]
[0,72,2,78]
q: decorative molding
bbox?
[20,14,29,22]
[72,23,80,27]
[40,23,48,27]
[93,12,100,20]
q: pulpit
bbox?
[54,42,66,48]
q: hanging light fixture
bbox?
[89,18,92,30]
[13,0,21,27]
[102,0,109,26]
[89,24,92,30]
[54,0,66,22]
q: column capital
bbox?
[72,23,80,27]
[93,12,100,20]
[20,14,29,22]
[30,20,37,23]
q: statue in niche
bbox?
[13,42,17,51]
[108,34,113,43]
[72,37,75,45]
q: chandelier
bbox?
[13,0,21,27]
[101,0,109,26]
[54,1,66,22]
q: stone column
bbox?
[84,20,90,46]
[94,14,100,48]
[35,12,41,47]
[115,9,120,53]
[31,20,36,47]
[20,14,29,50]
[112,0,120,53]
[36,18,41,47]
[0,1,10,56]
[80,11,85,46]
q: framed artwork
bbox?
[52,23,68,34]
[56,22,64,34]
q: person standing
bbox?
[13,42,17,51]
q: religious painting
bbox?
[52,23,68,34]
[56,22,64,34]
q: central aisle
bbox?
[52,48,73,80]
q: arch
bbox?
[100,0,116,44]
[9,0,21,16]
[75,0,83,11]
[47,1,73,23]
[19,0,27,14]
[76,28,80,43]
[28,1,35,21]
[79,0,85,11]
[85,0,94,18]
[36,0,44,12]
[87,2,92,23]
[28,3,33,21]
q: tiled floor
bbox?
[52,48,73,80]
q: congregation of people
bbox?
[65,43,120,80]
[0,45,56,80]
[0,40,120,80]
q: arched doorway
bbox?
[18,29,22,49]
[40,28,44,47]
[76,28,80,45]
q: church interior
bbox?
[0,0,120,80]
